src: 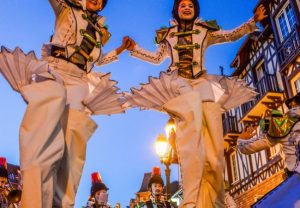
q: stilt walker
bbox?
[0,0,132,207]
[238,93,300,207]
[237,95,300,172]
[126,1,267,207]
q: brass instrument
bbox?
[4,181,22,204]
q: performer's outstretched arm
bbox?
[207,18,258,46]
[96,36,134,66]
[237,134,275,154]
[207,5,267,46]
[96,50,118,66]
[49,0,67,16]
[130,42,169,65]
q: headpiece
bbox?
[90,172,109,197]
[148,167,164,188]
[0,157,8,179]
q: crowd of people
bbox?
[0,158,175,208]
[0,158,21,208]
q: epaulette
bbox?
[155,26,174,44]
[195,20,221,31]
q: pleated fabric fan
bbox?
[216,75,258,111]
[84,72,127,115]
[126,71,257,112]
[0,47,50,92]
[125,71,191,111]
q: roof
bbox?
[170,181,180,195]
[230,26,272,77]
[137,172,151,192]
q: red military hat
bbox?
[90,172,109,197]
[148,167,164,188]
[0,157,8,179]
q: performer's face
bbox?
[86,0,103,12]
[0,177,7,191]
[95,190,108,205]
[151,183,163,195]
[178,0,195,21]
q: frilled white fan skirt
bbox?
[0,47,53,92]
[125,71,257,207]
[0,47,126,116]
[84,72,126,115]
[126,71,257,112]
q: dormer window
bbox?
[275,3,297,42]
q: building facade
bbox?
[224,0,300,207]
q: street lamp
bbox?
[155,134,169,161]
[155,118,176,200]
[164,118,176,138]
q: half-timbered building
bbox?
[224,0,300,207]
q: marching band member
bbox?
[87,172,111,208]
[142,167,173,208]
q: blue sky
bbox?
[0,0,258,206]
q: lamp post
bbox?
[155,118,176,200]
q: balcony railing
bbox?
[255,74,281,100]
[223,115,240,136]
[228,154,285,198]
[241,101,255,116]
[240,74,281,117]
[278,26,300,68]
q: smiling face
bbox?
[86,0,103,12]
[178,0,195,21]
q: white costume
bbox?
[126,17,258,208]
[238,107,300,173]
[0,0,126,207]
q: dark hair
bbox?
[101,0,108,10]
[148,175,164,189]
[0,166,8,179]
[90,182,109,196]
[172,0,200,23]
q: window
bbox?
[276,3,297,42]
[230,152,239,183]
[295,78,300,93]
[255,60,266,82]
[286,4,297,30]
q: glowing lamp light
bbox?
[164,118,176,138]
[155,134,169,159]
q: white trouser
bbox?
[53,108,97,208]
[20,80,66,208]
[163,91,224,208]
[20,59,97,208]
